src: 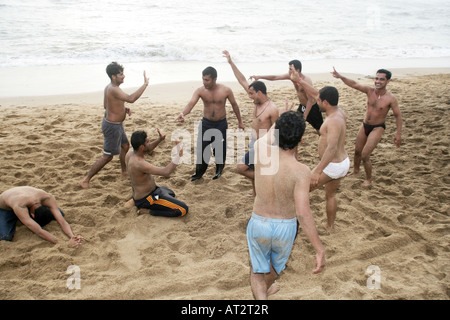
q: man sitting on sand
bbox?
[125,130,188,217]
[0,186,83,247]
[331,68,402,186]
[79,62,149,189]
[247,111,325,300]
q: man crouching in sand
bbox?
[247,111,325,299]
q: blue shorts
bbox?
[246,212,298,274]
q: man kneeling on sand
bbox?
[125,130,188,217]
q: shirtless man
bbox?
[247,111,325,300]
[176,66,245,181]
[223,50,279,195]
[331,68,402,186]
[291,68,349,231]
[251,59,323,133]
[0,186,83,247]
[79,62,149,189]
[125,130,188,217]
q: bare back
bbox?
[318,107,348,163]
[252,140,311,219]
[0,186,49,211]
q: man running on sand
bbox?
[79,62,149,189]
[331,68,402,187]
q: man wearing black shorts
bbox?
[251,59,323,134]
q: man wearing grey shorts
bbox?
[79,62,149,189]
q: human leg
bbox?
[119,142,130,177]
[79,154,113,188]
[361,127,384,186]
[0,209,19,241]
[352,124,367,175]
[250,266,279,300]
[324,178,341,230]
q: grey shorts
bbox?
[102,118,129,156]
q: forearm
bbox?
[129,82,148,103]
[298,214,324,254]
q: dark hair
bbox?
[202,66,217,79]
[106,62,124,79]
[376,69,392,80]
[275,111,306,150]
[248,80,267,95]
[131,130,147,151]
[33,206,55,227]
[289,59,302,72]
[319,86,339,106]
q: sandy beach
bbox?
[0,68,449,300]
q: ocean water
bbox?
[1,0,450,67]
[0,0,449,96]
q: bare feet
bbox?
[267,282,280,296]
[362,180,372,187]
[78,179,89,189]
[137,208,150,216]
[124,198,134,208]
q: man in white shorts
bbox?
[291,69,349,231]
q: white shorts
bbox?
[323,157,350,179]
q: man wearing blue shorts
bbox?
[247,111,325,300]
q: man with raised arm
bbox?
[79,62,149,189]
[331,68,402,186]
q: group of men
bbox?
[0,53,402,300]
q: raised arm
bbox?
[250,73,290,81]
[331,67,371,94]
[112,70,149,103]
[290,68,320,101]
[222,50,250,92]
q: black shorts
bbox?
[298,103,323,130]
